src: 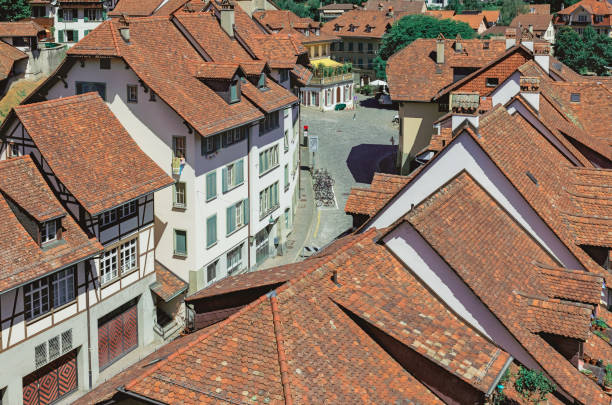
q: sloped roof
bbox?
[510,13,553,32]
[0,40,28,80]
[529,4,551,15]
[386,37,507,101]
[253,9,316,30]
[11,93,174,215]
[481,9,500,23]
[320,9,405,39]
[520,294,593,340]
[0,156,102,291]
[363,0,425,14]
[452,13,486,30]
[109,0,164,16]
[150,261,188,302]
[0,21,45,37]
[557,0,612,15]
[195,62,240,79]
[121,229,508,403]
[538,265,603,305]
[241,79,298,113]
[345,172,409,215]
[319,3,358,10]
[425,9,455,19]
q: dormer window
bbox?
[570,93,580,102]
[594,15,603,23]
[258,73,266,89]
[7,142,21,158]
[230,80,239,103]
[100,209,116,226]
[41,220,57,244]
[365,25,372,33]
[334,24,340,32]
[348,24,356,32]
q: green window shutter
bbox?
[58,30,64,43]
[243,198,249,225]
[102,10,107,19]
[273,183,278,206]
[73,30,79,42]
[206,171,216,200]
[230,84,238,102]
[284,165,288,188]
[222,167,228,193]
[226,206,235,235]
[236,159,244,185]
[58,9,63,21]
[174,230,187,255]
[84,16,89,22]
[259,152,263,174]
[206,215,216,247]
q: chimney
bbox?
[436,33,445,64]
[255,0,265,12]
[519,76,540,111]
[533,42,550,74]
[528,24,533,33]
[505,28,517,50]
[450,92,480,131]
[119,27,130,42]
[220,0,235,38]
[454,33,463,52]
[521,27,534,51]
[387,6,394,17]
[378,2,383,10]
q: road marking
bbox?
[312,210,321,238]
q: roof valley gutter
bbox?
[116,386,168,405]
[485,355,513,397]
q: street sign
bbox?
[309,135,318,152]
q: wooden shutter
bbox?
[73,31,78,42]
[226,206,235,235]
[259,152,264,174]
[57,9,63,21]
[102,10,107,19]
[206,215,216,247]
[58,30,64,43]
[272,183,278,206]
[206,171,216,200]
[222,167,228,193]
[236,159,244,185]
[243,198,249,225]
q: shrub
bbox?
[514,366,556,404]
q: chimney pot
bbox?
[436,33,445,64]
[119,27,130,42]
[220,0,235,38]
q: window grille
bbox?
[48,336,60,360]
[61,329,73,353]
[35,343,47,368]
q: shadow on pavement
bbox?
[358,96,398,110]
[346,144,398,183]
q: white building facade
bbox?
[53,1,108,46]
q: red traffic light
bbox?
[304,125,309,131]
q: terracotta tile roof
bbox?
[520,294,593,340]
[11,93,174,215]
[320,9,405,39]
[345,172,409,215]
[0,156,65,222]
[510,13,553,32]
[152,0,191,15]
[239,60,267,75]
[481,24,509,36]
[386,37,507,101]
[109,0,164,16]
[241,34,304,68]
[65,20,120,56]
[363,0,425,14]
[195,62,240,79]
[319,3,358,10]
[404,171,606,404]
[150,261,188,302]
[253,10,317,30]
[529,4,551,15]
[452,13,486,30]
[585,331,612,363]
[241,79,298,113]
[538,265,603,305]
[0,21,45,37]
[481,9,500,23]
[425,9,455,19]
[69,17,264,137]
[120,229,506,403]
[557,0,612,15]
[0,41,28,80]
[0,156,102,291]
[291,63,312,85]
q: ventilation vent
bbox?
[570,93,580,102]
[48,336,60,361]
[35,343,47,368]
[61,329,73,353]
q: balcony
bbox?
[309,62,353,85]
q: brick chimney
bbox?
[519,76,540,111]
[450,91,480,131]
[387,6,394,17]
[220,0,235,38]
[521,27,534,51]
[505,28,517,50]
[454,33,463,52]
[436,33,445,64]
[533,42,550,74]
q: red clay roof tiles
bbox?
[0,41,27,80]
[538,265,603,305]
[151,261,188,302]
[520,294,593,340]
[12,92,174,215]
[110,0,164,16]
[0,21,45,37]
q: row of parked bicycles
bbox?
[313,169,335,208]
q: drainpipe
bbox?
[85,259,93,389]
[247,124,252,271]
[485,355,513,402]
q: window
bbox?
[127,85,138,103]
[206,261,217,283]
[258,73,266,89]
[119,201,136,218]
[348,42,354,52]
[571,93,580,102]
[50,268,75,309]
[206,215,217,247]
[222,159,244,192]
[255,227,269,264]
[149,91,156,102]
[311,91,319,106]
[365,25,372,33]
[58,8,75,21]
[259,182,279,218]
[486,77,499,87]
[230,81,239,103]
[174,229,187,256]
[100,248,118,284]
[24,278,50,321]
[578,14,587,22]
[284,164,289,191]
[358,58,363,67]
[339,42,344,51]
[348,24,355,32]
[221,126,247,148]
[120,238,138,273]
[259,145,279,175]
[227,244,243,275]
[32,6,46,17]
[358,42,363,52]
[100,58,111,70]
[172,136,186,159]
[41,220,57,244]
[7,142,20,157]
[99,210,116,226]
[61,30,78,43]
[483,41,490,50]
[76,81,105,100]
[259,111,280,134]
[172,182,186,208]
[206,171,217,201]
[284,130,289,152]
[280,69,289,82]
[226,199,248,235]
[334,24,340,32]
[85,8,104,21]
[595,15,603,23]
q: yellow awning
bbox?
[311,57,343,68]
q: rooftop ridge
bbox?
[108,19,121,56]
[270,296,293,405]
[536,263,604,280]
[14,92,100,112]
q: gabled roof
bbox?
[150,260,188,302]
[538,265,603,305]
[319,3,358,10]
[320,9,404,38]
[118,229,509,403]
[510,13,553,31]
[557,0,612,15]
[240,79,298,113]
[425,9,455,19]
[10,93,174,215]
[195,62,241,79]
[386,37,507,101]
[481,9,500,22]
[363,0,425,14]
[0,41,28,80]
[253,9,317,30]
[529,4,551,15]
[0,21,45,37]
[109,0,164,16]
[0,156,102,291]
[452,13,486,30]
[345,172,409,215]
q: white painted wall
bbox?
[53,6,107,46]
[367,132,583,269]
[491,71,521,107]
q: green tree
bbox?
[0,0,30,21]
[513,367,556,404]
[499,0,528,25]
[554,26,612,75]
[373,14,475,79]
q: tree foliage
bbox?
[499,0,528,25]
[514,367,556,404]
[373,15,475,79]
[554,26,612,75]
[0,0,30,21]
[275,0,320,19]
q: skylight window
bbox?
[570,93,580,102]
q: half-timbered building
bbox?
[0,92,175,405]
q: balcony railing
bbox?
[309,73,354,85]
